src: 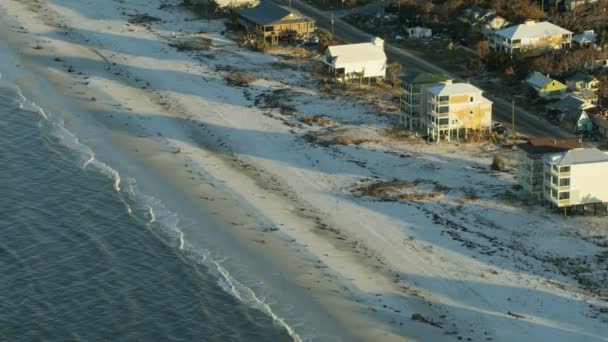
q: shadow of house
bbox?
[238,0,315,46]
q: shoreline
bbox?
[1,1,606,341]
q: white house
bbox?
[407,26,432,38]
[324,37,387,80]
[488,20,572,54]
[544,148,608,209]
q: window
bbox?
[559,192,570,200]
[265,26,274,32]
[512,39,521,44]
[438,106,449,113]
[439,118,449,125]
[470,97,474,102]
[560,166,570,173]
[552,175,558,185]
[552,165,558,172]
[439,95,449,102]
[562,34,570,39]
[559,178,570,186]
[469,110,474,116]
[552,189,558,198]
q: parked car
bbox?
[492,123,506,134]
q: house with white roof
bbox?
[488,20,572,54]
[526,72,567,99]
[424,83,492,142]
[543,148,608,211]
[323,37,387,81]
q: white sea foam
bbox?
[83,150,95,169]
[16,86,27,110]
[124,202,133,215]
[147,206,156,223]
[30,101,48,120]
[15,86,48,120]
[178,231,185,250]
[212,260,303,342]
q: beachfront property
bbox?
[543,148,608,212]
[424,83,493,141]
[516,138,581,197]
[238,0,315,46]
[399,72,453,131]
[323,37,387,81]
[488,20,572,55]
[526,72,567,99]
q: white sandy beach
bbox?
[1,0,607,341]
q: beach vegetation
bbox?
[225,71,257,87]
[317,29,335,52]
[491,154,506,171]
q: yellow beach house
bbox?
[526,72,567,99]
[424,83,493,142]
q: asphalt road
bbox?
[276,0,574,139]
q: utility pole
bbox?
[331,12,335,36]
[512,98,516,142]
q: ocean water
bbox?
[0,82,293,341]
